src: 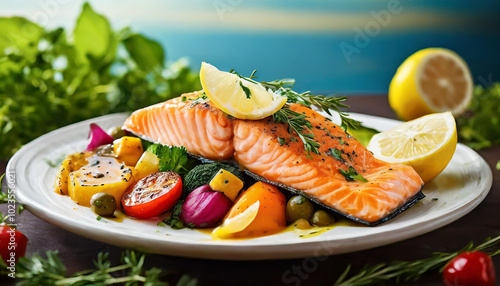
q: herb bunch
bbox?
[334,234,500,286]
[457,83,500,150]
[0,3,200,160]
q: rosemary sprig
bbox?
[272,106,320,158]
[12,249,196,285]
[229,69,362,155]
[259,78,362,131]
[334,234,500,286]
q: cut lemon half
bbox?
[200,62,287,120]
[212,201,260,238]
[367,112,457,183]
[389,48,473,121]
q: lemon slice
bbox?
[367,112,457,183]
[389,48,473,121]
[212,201,260,238]
[200,62,287,120]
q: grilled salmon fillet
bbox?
[122,93,234,160]
[123,94,424,224]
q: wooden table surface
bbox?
[1,95,499,285]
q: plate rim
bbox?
[7,112,493,260]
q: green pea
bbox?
[90,193,117,217]
[285,195,314,223]
[310,210,335,226]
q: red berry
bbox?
[443,251,496,286]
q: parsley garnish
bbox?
[96,216,103,221]
[146,144,198,176]
[278,137,286,146]
[339,166,368,183]
[190,92,208,107]
[326,148,345,163]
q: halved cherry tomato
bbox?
[443,251,496,286]
[0,226,28,264]
[122,172,182,219]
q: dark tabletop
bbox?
[1,95,499,286]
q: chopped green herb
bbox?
[190,93,209,107]
[162,199,185,229]
[181,96,187,102]
[290,137,298,142]
[496,160,500,171]
[278,137,286,146]
[327,148,345,163]
[239,81,252,99]
[96,216,103,221]
[339,166,368,183]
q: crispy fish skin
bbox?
[123,96,424,224]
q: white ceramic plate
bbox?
[7,113,493,260]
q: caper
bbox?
[285,195,314,223]
[310,210,335,227]
[293,218,312,230]
[108,126,126,140]
[90,193,117,217]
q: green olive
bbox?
[310,210,335,227]
[285,195,314,223]
[90,193,117,217]
[293,218,312,230]
[108,126,126,140]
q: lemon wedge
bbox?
[367,112,457,183]
[389,48,473,121]
[212,201,260,238]
[200,62,287,120]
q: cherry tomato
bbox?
[443,251,496,286]
[0,226,28,264]
[122,171,182,219]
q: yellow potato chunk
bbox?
[209,169,244,201]
[68,156,134,207]
[134,151,160,180]
[54,152,91,195]
[113,136,143,166]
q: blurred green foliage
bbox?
[0,3,200,160]
[457,83,500,150]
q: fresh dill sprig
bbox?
[272,106,320,158]
[334,234,500,286]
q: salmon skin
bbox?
[123,93,425,225]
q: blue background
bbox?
[2,0,499,93]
